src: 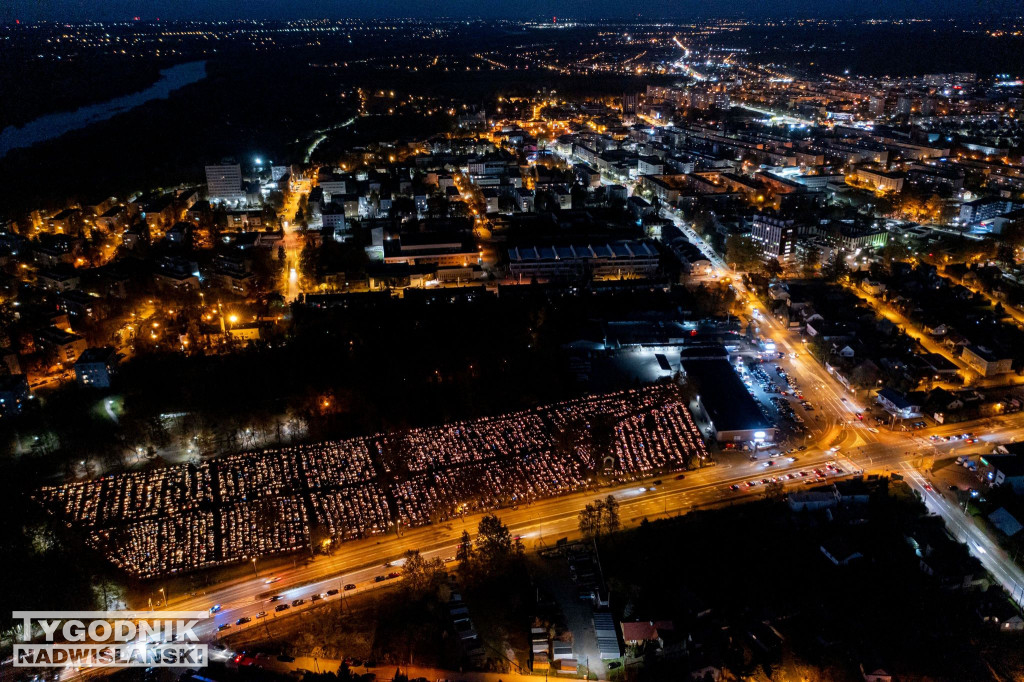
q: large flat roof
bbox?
[682,358,773,434]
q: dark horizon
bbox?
[3,0,1023,23]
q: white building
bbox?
[205,163,245,203]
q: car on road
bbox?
[265,577,281,584]
[652,479,663,485]
[374,575,387,582]
[217,624,231,631]
[443,556,456,563]
[311,594,322,602]
[326,589,340,596]
[386,572,400,579]
[269,595,284,602]
[256,611,266,618]
[730,484,740,491]
[291,599,305,607]
[275,604,289,612]
[235,617,251,625]
[209,604,223,614]
[763,461,774,468]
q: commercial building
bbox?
[508,241,659,281]
[983,453,1024,495]
[961,345,1013,377]
[680,344,776,444]
[384,232,481,269]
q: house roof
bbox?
[989,508,1023,537]
[877,387,923,410]
[987,455,1024,478]
[620,620,674,642]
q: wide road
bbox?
[163,449,856,639]
[659,203,1024,607]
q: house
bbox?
[834,479,872,504]
[876,387,924,419]
[859,662,893,682]
[74,347,120,389]
[976,594,1024,631]
[620,620,675,646]
[907,519,990,590]
[924,387,974,424]
[988,507,1022,538]
[860,279,886,296]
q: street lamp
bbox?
[159,587,166,607]
[251,557,258,577]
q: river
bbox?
[0,60,207,159]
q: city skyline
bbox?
[4,0,1023,22]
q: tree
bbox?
[578,503,599,538]
[456,530,475,565]
[579,495,620,538]
[298,240,319,283]
[798,245,820,277]
[474,514,523,577]
[763,258,784,279]
[401,549,446,598]
[764,480,786,502]
[881,239,912,263]
[925,194,946,223]
[725,235,761,272]
[309,521,331,555]
[691,210,715,237]
[821,254,850,282]
[602,494,621,534]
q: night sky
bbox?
[3,0,1019,22]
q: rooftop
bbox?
[682,355,773,433]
